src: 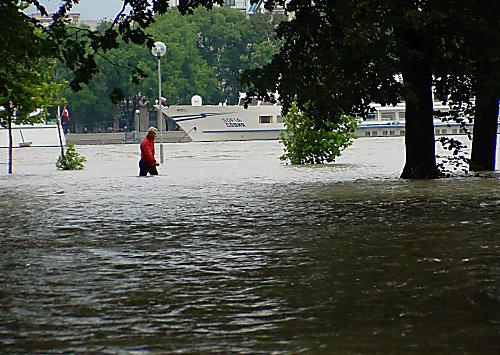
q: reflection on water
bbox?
[0,139,499,353]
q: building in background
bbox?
[30,12,104,29]
[31,12,82,26]
[168,0,285,15]
[31,1,286,27]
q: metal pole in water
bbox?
[134,109,140,143]
[158,55,164,163]
[56,105,65,157]
[151,41,166,164]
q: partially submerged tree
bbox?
[239,0,442,178]
[434,0,500,172]
[1,1,170,173]
[180,0,498,178]
[0,61,64,174]
[1,2,71,174]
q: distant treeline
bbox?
[61,8,286,132]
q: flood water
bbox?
[1,138,499,354]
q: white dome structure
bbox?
[191,95,202,106]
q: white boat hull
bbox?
[162,104,283,142]
[355,121,475,138]
[161,101,492,142]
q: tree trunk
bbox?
[400,60,439,179]
[8,116,13,175]
[470,90,499,171]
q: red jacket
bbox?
[140,136,157,166]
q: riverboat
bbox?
[160,95,476,142]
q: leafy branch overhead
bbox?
[2,1,176,93]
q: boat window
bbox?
[238,97,258,106]
[380,112,396,120]
[276,115,284,123]
[398,111,405,119]
[259,115,272,124]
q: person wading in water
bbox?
[139,127,160,176]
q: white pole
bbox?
[56,105,65,157]
[158,56,164,163]
[134,109,140,143]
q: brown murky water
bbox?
[1,138,499,353]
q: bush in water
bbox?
[56,143,86,170]
[280,102,357,165]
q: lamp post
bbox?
[134,109,140,142]
[151,41,166,163]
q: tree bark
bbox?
[400,60,439,179]
[8,116,13,175]
[470,90,499,171]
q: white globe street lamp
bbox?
[134,109,140,138]
[151,41,166,163]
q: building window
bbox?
[383,131,388,136]
[390,131,395,136]
[367,113,376,121]
[259,115,272,124]
[452,129,457,134]
[400,130,405,135]
[398,111,405,119]
[365,131,371,136]
[372,131,378,136]
[225,0,236,6]
[276,115,284,123]
[380,112,396,120]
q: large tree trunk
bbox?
[400,60,439,179]
[470,90,499,171]
[8,116,13,175]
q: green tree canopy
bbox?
[60,7,284,130]
[432,0,500,171]
[180,0,499,178]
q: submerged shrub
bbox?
[56,143,86,170]
[280,102,357,164]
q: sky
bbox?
[29,0,125,20]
